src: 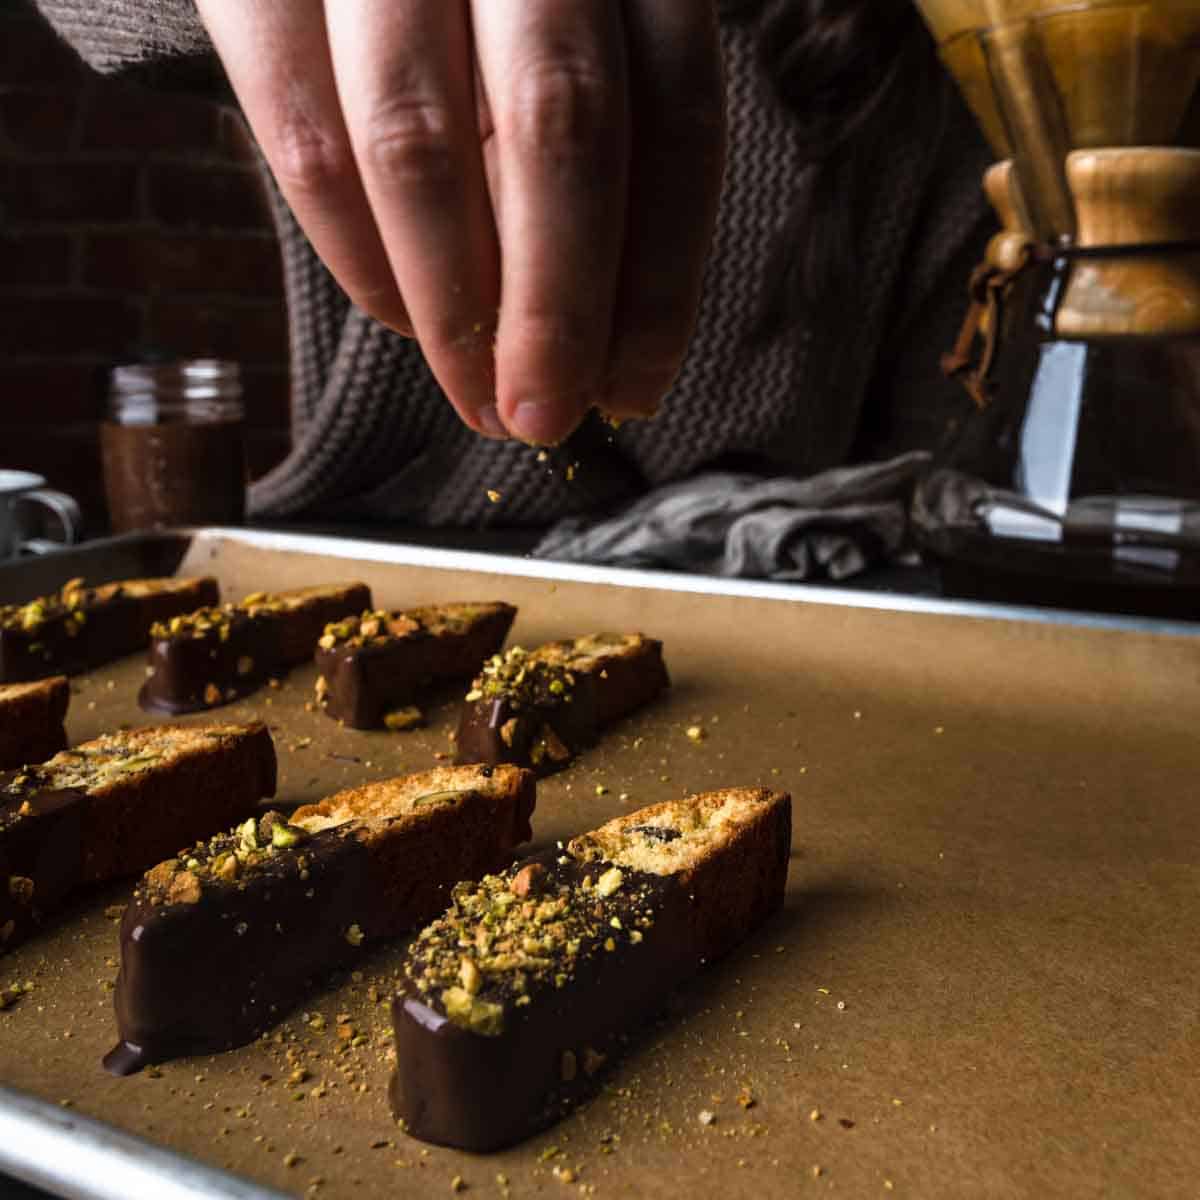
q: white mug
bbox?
[0,470,82,560]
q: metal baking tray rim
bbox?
[42,524,1200,638]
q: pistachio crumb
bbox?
[595,867,623,898]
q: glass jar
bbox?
[101,360,247,533]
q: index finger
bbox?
[326,1,505,437]
[194,0,413,333]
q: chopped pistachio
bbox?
[383,706,423,731]
[271,822,307,849]
[238,817,259,852]
[459,958,482,995]
[596,867,624,898]
[441,987,504,1036]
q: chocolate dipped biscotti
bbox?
[0,575,219,683]
[140,582,371,714]
[455,634,668,772]
[314,602,517,729]
[0,676,69,769]
[104,763,536,1074]
[391,786,791,1150]
[0,721,276,955]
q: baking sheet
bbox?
[1,528,1199,1199]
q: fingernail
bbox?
[474,405,506,439]
[510,400,569,446]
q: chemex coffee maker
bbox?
[911,0,1200,617]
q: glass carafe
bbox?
[911,0,1200,617]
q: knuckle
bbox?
[503,58,619,160]
[269,111,354,196]
[359,99,459,187]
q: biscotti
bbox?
[390,786,791,1150]
[139,582,371,713]
[314,602,517,729]
[104,763,536,1074]
[455,634,668,772]
[0,575,219,683]
[0,677,69,769]
[0,721,276,955]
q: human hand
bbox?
[195,1,726,445]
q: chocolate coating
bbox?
[455,687,597,772]
[139,612,280,715]
[454,636,668,773]
[0,784,85,952]
[390,853,683,1151]
[105,767,535,1073]
[105,825,371,1074]
[0,579,219,684]
[1,723,276,955]
[390,789,790,1151]
[315,605,516,730]
[139,586,371,715]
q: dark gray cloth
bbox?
[533,453,930,581]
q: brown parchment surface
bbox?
[1,532,1198,1199]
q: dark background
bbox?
[0,0,292,537]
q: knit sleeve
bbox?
[32,0,225,91]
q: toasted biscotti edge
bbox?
[49,722,278,883]
[293,764,537,938]
[0,677,69,769]
[570,787,792,963]
[243,582,372,664]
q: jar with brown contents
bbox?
[101,360,247,532]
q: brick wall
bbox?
[0,0,290,536]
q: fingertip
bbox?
[472,404,509,441]
[602,368,676,421]
[502,396,591,446]
[352,289,415,338]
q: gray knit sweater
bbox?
[36,1,994,528]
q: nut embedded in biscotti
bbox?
[510,863,546,898]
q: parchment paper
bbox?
[0,532,1197,1199]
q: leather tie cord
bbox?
[940,237,1200,410]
